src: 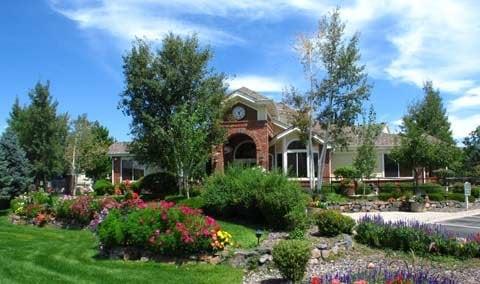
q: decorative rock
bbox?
[367,262,375,269]
[321,249,331,259]
[317,243,328,250]
[331,245,339,255]
[140,256,149,262]
[309,258,319,265]
[311,248,322,259]
[342,234,354,249]
[259,254,272,265]
[209,256,222,265]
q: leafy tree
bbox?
[8,82,68,187]
[389,118,431,193]
[353,107,381,194]
[284,9,371,193]
[119,34,226,198]
[65,115,114,190]
[463,126,480,176]
[0,128,32,200]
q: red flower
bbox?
[311,276,322,284]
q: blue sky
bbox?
[1,0,480,142]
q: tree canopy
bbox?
[8,82,68,186]
[353,107,381,181]
[463,126,480,176]
[0,128,32,200]
[119,34,226,198]
[65,114,114,182]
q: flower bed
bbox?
[96,201,232,257]
[10,191,232,260]
[310,267,456,284]
[355,215,480,259]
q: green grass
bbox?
[218,220,260,249]
[0,215,243,284]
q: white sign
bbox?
[464,182,471,196]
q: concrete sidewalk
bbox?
[344,208,480,224]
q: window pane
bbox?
[384,154,399,177]
[133,161,144,181]
[298,152,307,177]
[287,140,306,150]
[235,142,256,159]
[287,153,297,177]
[121,160,133,181]
[276,153,283,172]
[314,153,319,177]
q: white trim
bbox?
[120,158,123,183]
[111,158,114,184]
[285,140,319,178]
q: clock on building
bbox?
[232,106,246,120]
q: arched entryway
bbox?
[223,133,257,168]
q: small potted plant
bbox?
[409,195,425,212]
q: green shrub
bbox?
[399,183,415,194]
[472,187,480,199]
[448,192,474,202]
[202,166,309,230]
[93,179,114,196]
[333,166,358,179]
[98,209,125,247]
[136,172,178,198]
[426,192,446,201]
[380,183,398,193]
[272,240,311,283]
[418,183,443,194]
[322,192,348,203]
[315,210,355,237]
[177,196,205,209]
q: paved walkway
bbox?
[344,208,480,224]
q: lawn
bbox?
[0,211,244,284]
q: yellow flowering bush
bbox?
[211,230,233,250]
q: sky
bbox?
[1,0,480,143]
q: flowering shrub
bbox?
[356,215,480,259]
[97,203,230,256]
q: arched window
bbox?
[234,141,256,166]
[287,140,306,150]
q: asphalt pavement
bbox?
[434,214,480,237]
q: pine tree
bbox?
[410,81,454,144]
[8,82,68,187]
[0,129,32,200]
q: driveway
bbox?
[434,214,480,237]
[345,209,480,237]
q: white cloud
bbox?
[450,87,480,111]
[227,75,284,92]
[449,113,480,140]
[342,0,480,94]
[50,0,246,45]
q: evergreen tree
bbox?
[410,81,454,144]
[463,126,480,176]
[0,128,32,200]
[8,82,68,187]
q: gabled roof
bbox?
[108,142,130,155]
[228,87,272,102]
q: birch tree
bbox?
[285,9,371,193]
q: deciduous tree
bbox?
[120,34,226,198]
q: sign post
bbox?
[464,182,471,210]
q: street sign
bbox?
[464,182,471,196]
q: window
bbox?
[234,141,256,166]
[384,154,399,177]
[121,159,145,181]
[276,153,283,171]
[286,140,316,178]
